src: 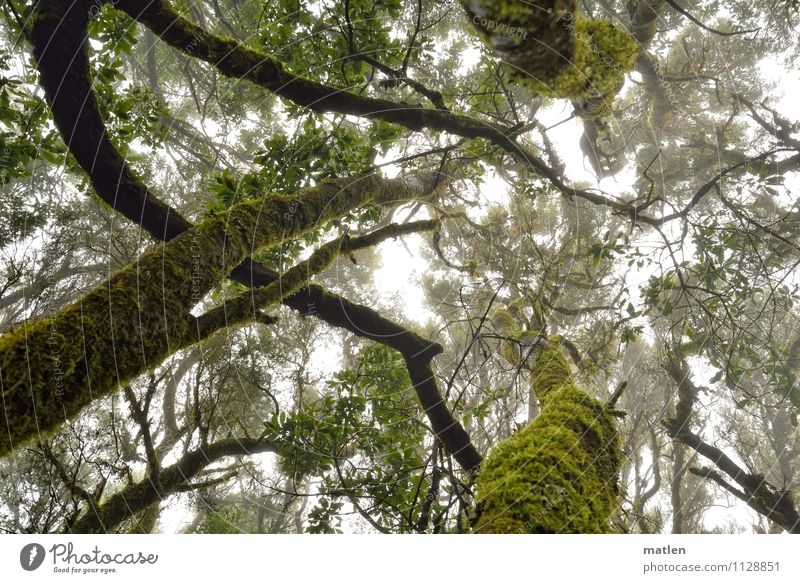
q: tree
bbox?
[0,0,799,533]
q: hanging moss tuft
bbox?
[520,17,639,115]
[473,338,622,533]
[463,1,638,117]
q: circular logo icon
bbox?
[20,543,46,571]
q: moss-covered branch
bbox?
[473,337,622,532]
[28,0,480,474]
[0,173,438,457]
[462,1,642,177]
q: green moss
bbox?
[471,0,565,24]
[490,308,518,335]
[528,336,572,402]
[520,17,639,114]
[465,1,638,117]
[473,338,622,533]
[0,174,434,457]
[0,247,207,454]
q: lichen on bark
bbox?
[473,337,622,533]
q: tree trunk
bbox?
[671,442,686,534]
[473,337,622,533]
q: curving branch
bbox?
[25,0,482,474]
[68,436,277,533]
[665,424,800,533]
[665,0,760,37]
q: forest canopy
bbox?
[0,0,799,534]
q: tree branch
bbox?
[23,0,483,474]
[665,0,760,37]
[664,423,800,533]
[68,436,277,533]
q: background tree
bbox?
[0,0,799,533]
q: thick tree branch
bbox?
[30,1,190,241]
[459,0,576,85]
[24,0,482,474]
[629,0,666,44]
